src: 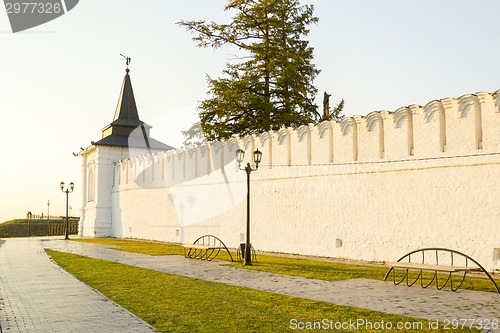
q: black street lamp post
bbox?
[60,181,74,240]
[236,148,262,265]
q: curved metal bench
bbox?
[384,248,499,293]
[182,235,234,262]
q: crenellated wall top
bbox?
[114,90,500,170]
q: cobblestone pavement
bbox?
[0,238,156,333]
[42,238,500,331]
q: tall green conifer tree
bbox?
[179,0,322,141]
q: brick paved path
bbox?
[0,238,156,333]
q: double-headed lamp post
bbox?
[60,181,74,240]
[236,148,262,265]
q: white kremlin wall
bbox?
[104,91,500,271]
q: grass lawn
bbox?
[48,250,477,333]
[73,238,500,293]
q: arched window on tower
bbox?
[87,167,95,202]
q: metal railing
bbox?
[0,221,78,237]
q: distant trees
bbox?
[179,0,343,143]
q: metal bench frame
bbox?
[183,235,234,262]
[384,248,499,293]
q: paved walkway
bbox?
[1,237,499,332]
[0,238,156,332]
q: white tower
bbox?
[78,67,173,237]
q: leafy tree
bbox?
[178,0,326,141]
[330,98,345,122]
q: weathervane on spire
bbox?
[119,53,131,69]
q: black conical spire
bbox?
[111,69,143,127]
[92,67,174,151]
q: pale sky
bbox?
[0,0,499,222]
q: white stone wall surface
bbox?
[81,90,500,271]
